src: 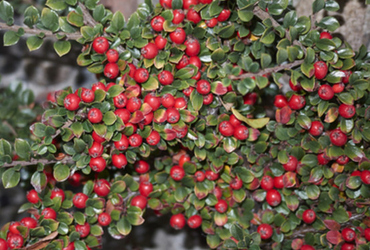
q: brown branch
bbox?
[1,155,74,168]
[0,22,81,40]
[51,120,73,139]
[78,2,99,27]
[229,59,304,80]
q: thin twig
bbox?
[0,22,81,40]
[229,59,304,80]
[1,156,74,168]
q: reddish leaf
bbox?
[248,128,260,141]
[179,110,196,123]
[283,171,297,188]
[326,230,343,245]
[211,81,227,95]
[275,106,292,124]
[324,220,341,231]
[125,84,141,98]
[245,177,260,190]
[163,129,177,141]
[324,107,338,123]
[154,109,167,123]
[140,103,153,115]
[129,111,144,124]
[291,239,303,250]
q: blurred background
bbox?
[0,0,369,249]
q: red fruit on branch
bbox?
[50,188,65,202]
[94,179,111,197]
[196,80,211,95]
[336,155,349,165]
[314,61,328,80]
[283,155,298,172]
[114,134,129,150]
[7,234,24,249]
[20,217,37,229]
[106,49,119,63]
[113,93,128,108]
[162,93,175,108]
[341,243,355,250]
[139,182,153,197]
[317,153,330,165]
[333,82,345,93]
[330,128,347,147]
[266,189,281,206]
[160,0,172,8]
[187,215,202,229]
[134,68,149,83]
[183,0,198,9]
[338,104,356,118]
[104,62,119,79]
[194,171,205,182]
[75,222,90,238]
[112,153,127,169]
[0,238,7,250]
[131,195,147,210]
[126,97,142,113]
[309,121,324,136]
[217,9,231,22]
[170,28,186,44]
[289,79,302,92]
[243,92,258,105]
[64,93,81,111]
[273,175,284,189]
[92,37,109,54]
[166,108,180,124]
[88,108,103,123]
[92,82,106,92]
[215,199,228,213]
[184,37,201,56]
[274,94,288,108]
[128,134,143,147]
[73,192,89,209]
[98,213,112,227]
[27,189,40,204]
[288,94,306,110]
[261,176,274,191]
[158,70,174,86]
[81,88,95,103]
[135,160,150,174]
[170,165,185,181]
[302,209,316,224]
[301,245,315,250]
[41,208,57,220]
[172,9,185,24]
[141,43,159,59]
[320,31,332,39]
[342,227,356,242]
[9,222,21,235]
[151,16,165,32]
[361,170,370,185]
[219,121,234,137]
[257,224,273,240]
[170,214,186,230]
[89,157,106,172]
[154,35,167,49]
[146,130,161,145]
[318,84,334,100]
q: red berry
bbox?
[161,93,175,108]
[7,234,24,249]
[341,243,355,250]
[128,134,143,147]
[9,222,21,235]
[314,61,328,80]
[183,87,194,97]
[135,160,150,174]
[75,222,90,238]
[147,130,161,146]
[187,215,202,229]
[219,121,234,137]
[126,97,142,113]
[104,62,119,79]
[274,94,288,108]
[361,170,370,185]
[92,131,105,143]
[289,79,303,92]
[194,171,205,182]
[154,35,167,50]
[89,157,106,172]
[81,88,95,103]
[92,82,106,92]
[142,43,158,59]
[205,170,219,181]
[243,92,258,105]
[114,134,129,150]
[170,214,186,230]
[64,93,81,111]
[215,199,228,213]
[273,175,284,189]
[184,37,200,56]
[229,114,242,127]
[113,93,128,108]
[166,107,180,124]
[41,208,57,220]
[112,153,127,169]
[26,189,40,204]
[98,212,112,227]
[338,104,355,119]
[351,170,361,177]
[266,189,281,206]
[302,209,316,224]
[364,228,370,241]
[144,93,161,111]
[336,155,349,165]
[106,49,119,63]
[288,94,306,110]
[73,192,89,209]
[139,181,153,197]
[257,224,273,240]
[318,84,334,100]
[261,176,274,191]
[92,37,109,54]
[317,153,330,165]
[301,245,315,250]
[183,0,198,9]
[196,79,211,95]
[333,82,345,93]
[174,97,187,109]
[230,176,243,190]
[186,8,201,24]
[151,16,165,32]
[0,238,7,250]
[115,109,130,124]
[131,195,147,210]
[20,217,37,229]
[170,28,186,44]
[88,108,103,123]
[134,68,149,83]
[330,128,347,147]
[341,70,351,84]
[170,165,185,181]
[50,188,65,202]
[206,18,218,28]
[69,172,83,187]
[189,56,201,69]
[320,31,332,39]
[283,155,298,172]
[176,55,189,69]
[217,9,231,22]
[233,125,249,140]
[200,0,212,3]
[179,154,191,167]
[172,9,185,24]
[309,120,324,136]
[342,227,356,242]
[128,63,136,78]
[158,70,174,86]
[160,0,172,8]
[94,179,111,196]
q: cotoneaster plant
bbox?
[0,0,370,249]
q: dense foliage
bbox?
[1,0,370,249]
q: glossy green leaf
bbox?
[53,164,70,182]
[15,139,31,161]
[46,0,67,11]
[26,36,43,51]
[2,168,20,189]
[3,30,19,46]
[54,41,71,57]
[41,8,59,32]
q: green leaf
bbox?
[54,41,71,57]
[317,16,340,32]
[332,206,349,223]
[46,0,67,11]
[261,27,275,45]
[23,6,39,28]
[141,76,159,91]
[26,36,43,51]
[106,11,125,33]
[93,4,105,22]
[53,164,70,182]
[117,217,131,236]
[107,85,124,97]
[312,0,325,13]
[2,168,20,189]
[190,90,203,111]
[67,11,83,27]
[261,53,272,69]
[238,8,254,22]
[3,30,19,46]
[31,171,47,193]
[41,8,59,32]
[316,39,336,51]
[103,111,117,126]
[14,139,31,161]
[218,25,235,39]
[325,0,340,11]
[0,0,14,25]
[0,139,11,156]
[110,180,126,193]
